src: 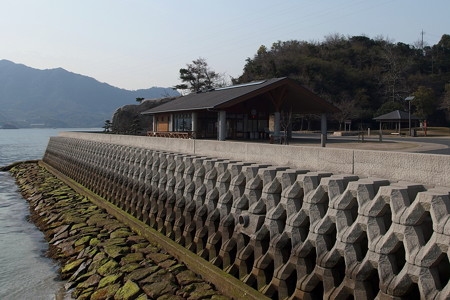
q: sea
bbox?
[0,128,101,300]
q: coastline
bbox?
[9,162,228,300]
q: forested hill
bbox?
[0,60,179,128]
[239,34,450,126]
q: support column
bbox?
[152,115,157,133]
[243,114,248,139]
[274,111,281,138]
[218,111,226,141]
[169,114,173,132]
[321,113,327,147]
[191,112,197,138]
[379,122,383,142]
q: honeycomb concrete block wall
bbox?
[43,136,450,299]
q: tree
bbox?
[440,83,450,111]
[379,42,412,103]
[103,120,112,132]
[237,34,450,126]
[174,58,225,93]
[375,101,404,117]
[413,86,438,120]
[136,97,144,103]
[130,116,140,135]
[333,98,361,131]
[280,108,293,145]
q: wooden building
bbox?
[142,77,339,141]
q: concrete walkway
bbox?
[287,133,450,154]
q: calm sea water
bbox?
[0,128,101,300]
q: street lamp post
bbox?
[405,96,415,136]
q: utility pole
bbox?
[405,96,415,136]
[421,29,425,50]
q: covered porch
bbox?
[142,78,339,145]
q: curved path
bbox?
[290,133,450,155]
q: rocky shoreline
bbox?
[9,162,229,300]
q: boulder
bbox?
[111,97,177,135]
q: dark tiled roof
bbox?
[374,110,420,121]
[142,77,339,114]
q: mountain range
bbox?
[0,60,179,128]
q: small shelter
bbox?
[373,110,420,134]
[142,77,339,142]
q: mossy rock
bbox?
[89,238,101,247]
[188,287,217,300]
[120,252,144,265]
[72,286,95,299]
[87,247,98,258]
[76,287,95,300]
[97,233,110,240]
[98,273,123,289]
[86,214,110,226]
[102,237,128,247]
[114,280,141,300]
[158,259,177,269]
[140,269,174,285]
[142,281,177,299]
[74,243,87,253]
[104,245,130,259]
[63,215,86,224]
[125,265,159,282]
[76,273,102,289]
[137,246,159,255]
[176,270,203,286]
[110,230,132,239]
[67,270,96,289]
[156,294,185,300]
[97,259,120,276]
[90,283,121,300]
[167,264,186,275]
[88,257,109,273]
[46,221,65,230]
[51,224,70,236]
[92,252,107,262]
[106,224,128,232]
[130,243,149,252]
[74,235,91,247]
[135,294,149,300]
[78,226,101,235]
[146,253,171,263]
[120,263,142,273]
[97,220,124,230]
[211,295,232,300]
[127,235,148,244]
[61,258,85,275]
[180,282,218,300]
[180,282,212,294]
[71,222,88,230]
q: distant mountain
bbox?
[0,60,179,128]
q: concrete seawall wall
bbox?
[59,132,450,187]
[46,133,450,299]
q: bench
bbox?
[147,131,193,139]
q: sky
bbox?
[1,0,449,91]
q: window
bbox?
[174,113,192,131]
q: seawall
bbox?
[42,133,450,299]
[9,163,232,300]
[58,131,450,187]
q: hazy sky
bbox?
[1,0,449,90]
